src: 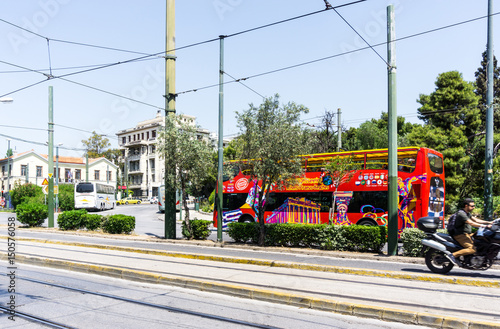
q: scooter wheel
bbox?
[425,249,454,274]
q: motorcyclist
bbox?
[447,198,492,266]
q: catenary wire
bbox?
[0,8,497,115]
[332,7,390,67]
[176,11,500,96]
[0,1,365,80]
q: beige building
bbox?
[0,150,118,193]
[116,111,216,199]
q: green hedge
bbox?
[182,219,212,240]
[102,215,135,234]
[57,210,88,230]
[227,223,386,253]
[15,202,47,227]
[400,227,447,257]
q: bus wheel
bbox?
[239,215,255,223]
[357,219,378,226]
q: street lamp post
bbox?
[6,138,11,209]
[56,143,63,212]
[1,98,13,208]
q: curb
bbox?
[3,253,499,329]
[4,235,500,289]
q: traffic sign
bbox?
[54,185,59,195]
[48,173,53,178]
[42,178,49,186]
[42,186,48,194]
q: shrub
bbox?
[400,227,447,257]
[10,183,43,209]
[182,219,212,240]
[58,184,75,211]
[342,225,387,252]
[85,214,104,231]
[57,209,88,230]
[227,222,386,252]
[15,202,47,227]
[102,214,135,234]
[227,222,259,243]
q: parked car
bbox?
[117,197,142,205]
[149,196,158,204]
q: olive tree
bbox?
[158,114,213,238]
[235,94,309,245]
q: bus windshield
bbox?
[76,183,94,193]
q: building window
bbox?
[94,170,100,180]
[36,166,42,177]
[152,174,155,182]
[122,137,126,144]
[141,132,144,140]
[107,171,112,181]
[1,165,4,174]
[65,169,72,182]
[75,169,81,180]
[152,130,156,139]
[128,136,131,142]
[21,165,27,176]
[147,131,149,140]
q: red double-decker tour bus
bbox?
[214,147,445,233]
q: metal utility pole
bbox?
[216,35,225,242]
[337,108,342,152]
[85,153,89,182]
[484,0,495,220]
[6,138,11,208]
[387,5,398,255]
[48,86,54,228]
[164,0,177,239]
[56,144,61,212]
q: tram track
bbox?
[4,240,500,327]
[6,243,500,324]
[2,275,280,329]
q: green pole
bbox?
[387,5,398,255]
[48,86,54,228]
[85,153,89,182]
[484,0,494,220]
[217,35,225,242]
[164,0,177,239]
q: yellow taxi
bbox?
[116,197,142,205]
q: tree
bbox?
[417,71,481,138]
[5,148,13,158]
[235,94,309,245]
[81,131,111,158]
[157,114,213,238]
[309,109,339,153]
[474,51,500,116]
[410,71,481,206]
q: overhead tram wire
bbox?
[1,6,497,107]
[54,123,119,141]
[0,1,366,81]
[176,11,500,96]
[331,7,390,67]
[0,132,87,151]
[223,71,265,99]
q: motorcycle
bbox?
[417,216,500,274]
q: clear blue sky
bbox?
[0,0,496,158]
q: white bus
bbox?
[74,182,116,211]
[158,185,180,213]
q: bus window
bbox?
[223,193,247,211]
[76,183,93,193]
[428,154,443,174]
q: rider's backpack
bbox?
[447,212,458,236]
